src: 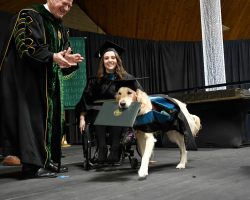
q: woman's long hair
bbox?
[96,51,127,80]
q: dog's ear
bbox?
[136,89,142,93]
[136,89,144,97]
[135,89,152,114]
[136,89,143,102]
[115,91,120,101]
[136,89,148,101]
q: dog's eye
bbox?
[118,92,121,95]
[127,91,132,95]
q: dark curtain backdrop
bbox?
[224,40,250,89]
[1,10,250,94]
[69,28,250,94]
[69,29,205,94]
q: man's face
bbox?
[48,0,73,18]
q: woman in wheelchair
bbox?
[76,41,142,164]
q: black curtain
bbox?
[1,11,250,94]
[224,40,250,89]
[69,29,205,94]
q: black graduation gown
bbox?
[76,73,142,118]
[0,5,69,167]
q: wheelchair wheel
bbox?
[82,123,97,170]
[83,160,90,170]
[130,157,138,169]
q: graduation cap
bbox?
[95,41,125,58]
[114,77,149,92]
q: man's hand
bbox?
[64,47,84,66]
[53,47,84,68]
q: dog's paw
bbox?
[138,175,147,181]
[138,169,148,178]
[176,163,186,169]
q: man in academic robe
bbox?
[0,0,83,178]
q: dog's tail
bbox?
[173,98,201,137]
[190,114,201,137]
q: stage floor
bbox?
[1,145,250,200]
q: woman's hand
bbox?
[79,114,86,133]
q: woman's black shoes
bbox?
[107,147,121,163]
[97,147,108,163]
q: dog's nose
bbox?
[119,102,126,108]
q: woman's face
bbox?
[48,0,73,19]
[103,51,117,73]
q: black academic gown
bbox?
[0,5,70,167]
[76,73,142,118]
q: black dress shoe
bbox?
[47,162,68,173]
[35,168,57,178]
[22,165,57,179]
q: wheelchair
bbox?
[81,122,139,170]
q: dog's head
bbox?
[115,87,137,109]
[115,87,152,115]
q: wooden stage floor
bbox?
[1,145,250,200]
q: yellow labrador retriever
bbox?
[115,87,201,179]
